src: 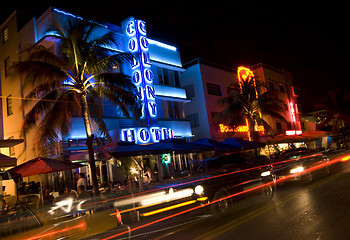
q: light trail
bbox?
[25,221,87,240]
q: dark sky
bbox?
[2,1,349,112]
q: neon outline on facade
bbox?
[123,17,157,126]
[218,66,264,135]
[119,17,175,144]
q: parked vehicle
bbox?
[271,148,330,183]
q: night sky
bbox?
[2,1,349,112]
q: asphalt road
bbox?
[100,152,350,240]
[4,151,350,240]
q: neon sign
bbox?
[161,154,171,164]
[285,130,302,136]
[122,17,157,126]
[225,66,264,138]
[289,102,296,122]
[219,124,264,133]
[121,127,174,144]
[237,66,258,98]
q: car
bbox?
[271,148,330,184]
[191,153,276,216]
[107,153,275,225]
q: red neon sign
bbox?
[285,130,302,136]
[289,102,296,122]
[232,67,264,138]
[219,123,264,133]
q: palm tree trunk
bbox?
[247,118,257,142]
[81,93,99,195]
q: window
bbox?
[207,82,222,96]
[287,122,292,130]
[9,136,15,156]
[276,121,282,130]
[157,67,164,84]
[6,94,13,116]
[279,84,285,93]
[283,103,289,112]
[174,71,180,87]
[184,84,195,98]
[167,101,174,118]
[157,67,180,87]
[164,101,184,119]
[163,68,169,85]
[4,57,10,77]
[188,113,199,128]
[269,81,275,90]
[2,27,9,43]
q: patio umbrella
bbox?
[9,157,82,205]
[220,137,265,150]
[9,157,83,177]
[193,138,241,155]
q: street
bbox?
[96,152,350,240]
[4,151,350,240]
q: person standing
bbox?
[77,173,87,191]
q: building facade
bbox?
[0,8,192,167]
[180,59,302,141]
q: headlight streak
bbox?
[290,166,304,174]
[140,188,194,206]
[260,171,271,177]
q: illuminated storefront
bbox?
[181,60,302,142]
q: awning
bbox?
[261,131,333,144]
[0,139,24,148]
[0,153,17,168]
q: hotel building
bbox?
[0,8,192,170]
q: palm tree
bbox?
[12,20,141,194]
[214,76,286,141]
[314,90,350,133]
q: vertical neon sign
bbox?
[289,102,296,122]
[122,17,157,127]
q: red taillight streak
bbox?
[26,222,87,240]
